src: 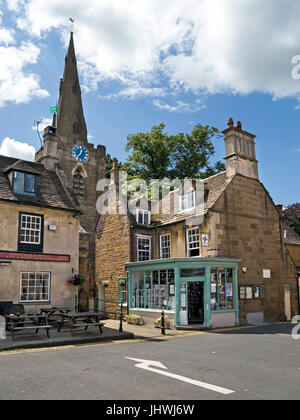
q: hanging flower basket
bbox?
[67,274,85,287]
[119,279,126,286]
[102,280,109,288]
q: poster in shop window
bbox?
[240,287,246,299]
[226,283,233,297]
[246,287,253,299]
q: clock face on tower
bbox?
[72,145,89,163]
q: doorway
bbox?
[188,282,204,324]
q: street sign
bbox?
[126,357,235,396]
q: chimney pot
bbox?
[228,118,234,128]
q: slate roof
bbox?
[133,171,231,227]
[0,155,80,212]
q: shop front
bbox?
[125,258,240,329]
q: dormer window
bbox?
[136,209,151,225]
[179,191,195,212]
[13,171,37,195]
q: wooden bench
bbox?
[11,325,53,342]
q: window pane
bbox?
[25,174,36,193]
[180,191,195,211]
[226,269,234,309]
[187,229,200,257]
[168,270,175,310]
[160,234,171,259]
[19,272,50,302]
[160,271,167,310]
[137,237,151,261]
[152,271,160,309]
[218,269,226,310]
[13,172,25,193]
[210,268,218,310]
[20,214,42,245]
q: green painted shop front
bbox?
[125,258,240,329]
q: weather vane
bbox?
[69,18,75,33]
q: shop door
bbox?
[188,282,204,324]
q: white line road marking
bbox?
[126,357,235,395]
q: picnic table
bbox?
[6,314,52,343]
[40,307,72,321]
[56,312,105,336]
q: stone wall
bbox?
[95,212,131,315]
[0,201,79,311]
[210,175,298,323]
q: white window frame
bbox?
[137,235,152,262]
[19,272,51,303]
[136,209,151,225]
[186,228,200,257]
[179,191,196,212]
[160,234,171,259]
[20,214,42,245]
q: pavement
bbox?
[0,322,299,400]
[0,321,134,352]
[0,318,298,352]
[0,318,190,353]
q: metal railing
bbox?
[75,296,126,333]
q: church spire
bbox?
[57,32,88,144]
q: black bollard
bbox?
[119,301,123,333]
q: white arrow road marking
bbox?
[126,357,235,396]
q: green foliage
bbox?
[283,204,300,236]
[122,123,224,182]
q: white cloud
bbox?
[0,41,49,107]
[5,0,26,12]
[8,0,300,104]
[0,2,49,106]
[0,137,35,161]
[0,28,15,45]
[153,99,205,113]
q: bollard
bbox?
[161,310,166,336]
[0,316,6,340]
[119,301,123,333]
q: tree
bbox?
[123,123,225,183]
[124,123,171,183]
[283,204,300,236]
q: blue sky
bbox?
[1,0,300,205]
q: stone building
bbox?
[35,32,106,298]
[282,222,300,303]
[0,156,80,315]
[95,119,299,328]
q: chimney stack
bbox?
[35,126,58,171]
[222,119,259,180]
[110,158,119,185]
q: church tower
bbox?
[35,31,107,298]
